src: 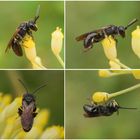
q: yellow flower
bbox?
[51,27,64,68]
[0,93,64,139]
[131,26,140,58]
[22,34,47,69]
[92,92,109,104]
[109,59,121,69]
[101,35,117,60]
[98,70,112,77]
[91,83,140,104]
[40,126,64,139]
[132,70,140,79]
[51,27,63,55]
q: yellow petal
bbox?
[51,27,63,55]
[34,109,50,128]
[131,26,140,58]
[92,92,109,104]
[98,70,111,77]
[132,70,140,79]
[40,125,64,139]
[109,59,121,69]
[24,127,42,139]
[101,36,117,60]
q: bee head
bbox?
[23,94,35,105]
[118,26,125,38]
[28,21,38,31]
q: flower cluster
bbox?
[0,93,64,139]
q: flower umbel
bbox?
[0,93,64,139]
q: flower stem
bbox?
[113,59,131,69]
[55,54,64,68]
[109,83,140,99]
[110,70,132,77]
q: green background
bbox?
[0,70,64,126]
[0,1,64,69]
[66,70,140,138]
[66,1,140,69]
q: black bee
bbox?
[18,79,46,132]
[76,19,138,51]
[83,100,136,117]
[5,5,40,56]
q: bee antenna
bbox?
[33,5,40,23]
[125,18,138,30]
[32,83,47,95]
[18,79,29,93]
[119,106,137,110]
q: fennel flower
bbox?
[131,26,140,58]
[51,27,64,68]
[101,35,117,60]
[91,83,140,104]
[109,59,121,69]
[22,34,47,69]
[132,70,140,79]
[0,93,64,139]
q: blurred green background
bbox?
[66,70,140,138]
[0,70,64,126]
[66,1,140,68]
[0,1,64,69]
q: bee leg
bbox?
[33,107,36,112]
[33,112,38,118]
[27,30,34,40]
[18,107,23,116]
[112,35,118,44]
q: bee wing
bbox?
[5,28,23,56]
[5,28,20,53]
[76,31,95,41]
[12,42,23,56]
[76,25,113,41]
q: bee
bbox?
[18,79,46,132]
[76,19,138,51]
[5,5,40,57]
[83,100,136,117]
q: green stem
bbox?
[55,54,64,68]
[109,83,140,99]
[110,70,132,77]
[113,59,131,69]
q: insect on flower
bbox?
[76,19,138,51]
[18,79,46,132]
[83,100,136,117]
[5,5,40,56]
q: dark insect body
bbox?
[5,5,40,56]
[18,79,46,132]
[76,19,138,51]
[83,100,136,118]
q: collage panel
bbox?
[0,1,64,69]
[66,70,140,139]
[0,70,64,139]
[66,1,140,69]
